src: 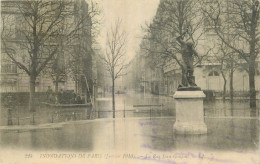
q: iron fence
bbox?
[2,102,259,126]
[1,107,91,126]
[91,104,172,119]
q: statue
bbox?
[176,29,201,90]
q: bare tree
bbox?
[46,44,70,97]
[202,0,260,108]
[208,42,239,101]
[142,0,210,86]
[41,21,70,96]
[99,19,128,118]
[68,0,102,110]
[1,0,92,111]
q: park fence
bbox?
[91,104,172,119]
[1,106,91,126]
[1,104,173,126]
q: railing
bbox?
[2,107,90,126]
[90,104,170,120]
[3,108,171,126]
[133,104,165,120]
[2,104,259,126]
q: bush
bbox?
[203,90,215,101]
[1,92,48,107]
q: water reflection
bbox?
[96,93,259,119]
[0,92,259,152]
[1,93,259,125]
[138,118,259,152]
[0,117,259,152]
[0,124,95,151]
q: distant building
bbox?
[134,0,260,96]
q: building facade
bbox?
[1,0,95,98]
[134,0,260,96]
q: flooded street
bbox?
[95,91,260,119]
[2,91,259,126]
[0,91,259,154]
[0,117,258,152]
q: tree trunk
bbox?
[248,5,257,108]
[249,64,256,108]
[221,71,227,102]
[55,77,59,104]
[29,75,36,112]
[84,76,95,119]
[112,78,115,118]
[55,77,59,94]
[229,61,234,103]
[85,89,88,103]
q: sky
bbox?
[99,0,160,61]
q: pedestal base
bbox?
[173,91,207,134]
[173,122,207,134]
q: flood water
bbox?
[0,91,259,153]
[0,117,259,152]
[1,91,259,126]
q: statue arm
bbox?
[177,29,188,45]
[193,48,201,64]
[176,35,185,45]
[193,48,199,58]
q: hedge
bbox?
[1,92,48,107]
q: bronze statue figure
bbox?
[176,30,201,90]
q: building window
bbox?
[204,17,221,29]
[2,14,16,38]
[1,53,17,74]
[1,63,17,73]
[208,71,219,76]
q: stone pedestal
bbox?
[173,91,207,134]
